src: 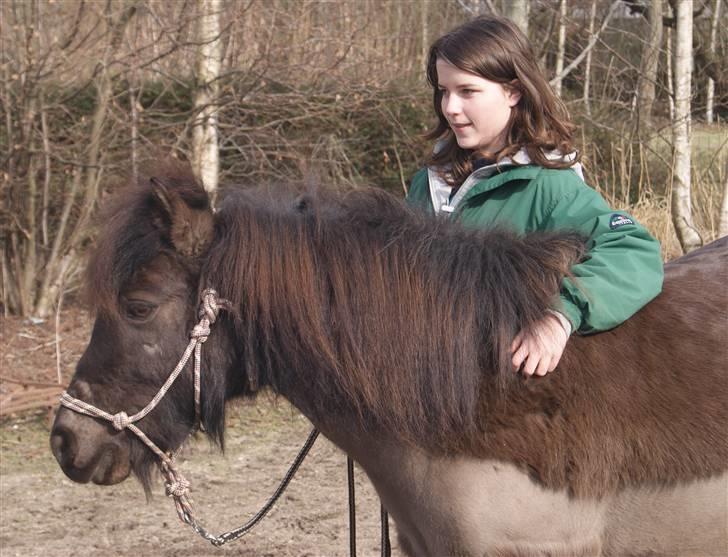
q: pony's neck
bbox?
[201,189,580,453]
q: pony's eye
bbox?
[123,300,157,321]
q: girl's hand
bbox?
[511,314,569,376]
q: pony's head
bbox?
[50,164,237,491]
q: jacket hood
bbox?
[430,142,583,180]
[428,148,584,215]
[504,149,583,180]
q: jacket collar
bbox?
[428,149,582,215]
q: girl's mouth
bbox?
[451,123,472,132]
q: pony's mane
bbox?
[86,162,209,315]
[85,164,583,449]
[202,184,584,447]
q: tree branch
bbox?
[549,1,621,87]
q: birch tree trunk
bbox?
[504,0,529,36]
[635,0,663,130]
[420,1,429,72]
[666,25,675,120]
[671,0,702,252]
[583,0,597,116]
[553,0,567,97]
[719,168,728,237]
[192,0,223,196]
[706,0,721,124]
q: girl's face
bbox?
[436,58,521,155]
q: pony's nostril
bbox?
[50,426,77,468]
[49,421,130,485]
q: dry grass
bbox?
[628,194,683,260]
[584,123,727,261]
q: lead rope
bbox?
[187,427,320,546]
[381,504,391,557]
[347,457,391,557]
[347,456,357,556]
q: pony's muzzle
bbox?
[51,406,131,485]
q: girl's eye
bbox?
[123,300,157,321]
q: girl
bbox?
[407,16,663,377]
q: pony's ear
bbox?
[150,176,214,258]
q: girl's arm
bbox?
[511,178,662,375]
[544,180,664,335]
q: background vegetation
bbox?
[2,0,727,317]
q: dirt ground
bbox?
[0,308,399,556]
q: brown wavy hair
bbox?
[425,16,579,187]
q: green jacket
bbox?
[406,161,664,334]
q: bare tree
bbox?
[34,2,138,318]
[705,0,721,124]
[421,0,429,71]
[504,0,529,36]
[549,1,620,89]
[719,168,728,237]
[671,0,701,252]
[1,0,139,317]
[553,0,567,97]
[191,0,223,195]
[665,22,675,120]
[583,0,597,116]
[635,0,663,130]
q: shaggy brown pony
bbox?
[52,163,728,556]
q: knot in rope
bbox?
[166,477,191,498]
[190,321,211,342]
[199,289,220,324]
[112,411,132,431]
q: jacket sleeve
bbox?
[543,181,664,335]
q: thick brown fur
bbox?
[476,237,728,497]
[200,184,584,450]
[81,165,728,500]
[85,161,211,316]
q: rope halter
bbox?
[59,289,225,528]
[58,287,320,547]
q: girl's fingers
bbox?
[512,343,528,371]
[511,332,523,353]
[511,317,569,376]
[522,351,539,376]
[549,351,563,372]
[535,355,551,376]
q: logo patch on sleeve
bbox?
[609,213,634,229]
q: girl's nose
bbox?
[442,93,461,117]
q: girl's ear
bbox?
[506,80,522,107]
